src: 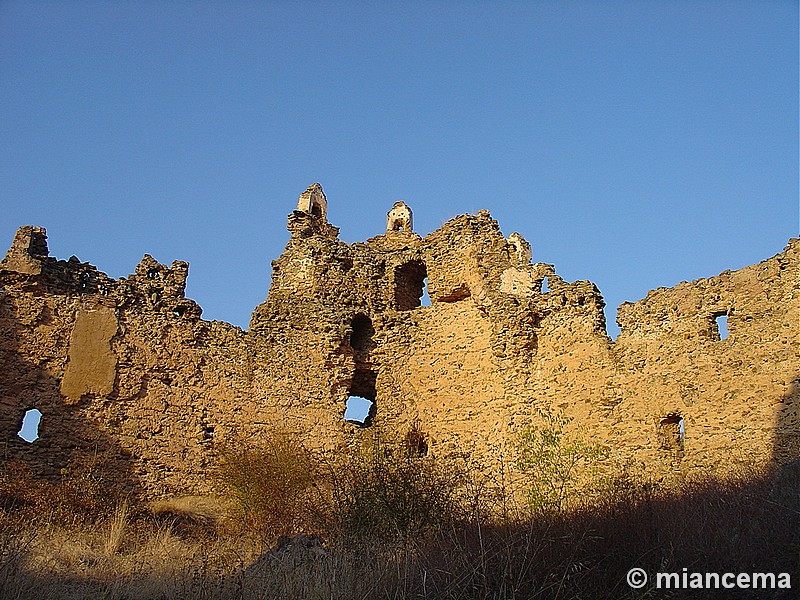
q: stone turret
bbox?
[386,201,413,233]
[507,232,532,265]
[289,183,339,239]
[296,183,328,222]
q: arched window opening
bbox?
[394,260,427,311]
[658,414,685,452]
[18,409,42,443]
[311,202,323,218]
[349,368,376,402]
[345,366,377,427]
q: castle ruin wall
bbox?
[1,185,797,497]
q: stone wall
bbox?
[1,184,797,497]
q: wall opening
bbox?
[713,312,730,340]
[541,276,550,293]
[350,314,375,353]
[347,366,377,426]
[344,396,375,426]
[311,202,323,218]
[394,260,427,311]
[18,409,42,443]
[146,268,160,280]
[421,277,431,306]
[658,414,685,451]
[347,313,377,426]
[336,256,353,272]
[349,368,377,401]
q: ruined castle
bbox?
[1,184,798,497]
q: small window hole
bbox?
[394,260,427,310]
[541,277,550,293]
[146,268,160,280]
[350,315,375,353]
[421,277,431,306]
[344,396,374,426]
[658,414,685,451]
[18,409,42,443]
[714,313,729,340]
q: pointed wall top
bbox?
[296,183,328,222]
[1,226,49,275]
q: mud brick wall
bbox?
[1,185,797,497]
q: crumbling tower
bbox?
[1,226,49,275]
[296,182,328,222]
[386,201,413,233]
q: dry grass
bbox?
[217,433,330,539]
[148,495,235,538]
[0,436,797,599]
[104,500,128,557]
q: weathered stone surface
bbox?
[0,184,797,498]
[1,226,48,275]
[60,304,117,403]
[386,201,413,233]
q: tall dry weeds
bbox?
[217,431,331,538]
[0,429,796,599]
[104,500,129,557]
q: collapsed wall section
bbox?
[611,239,800,476]
[0,232,260,495]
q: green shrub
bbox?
[516,409,606,513]
[333,428,462,540]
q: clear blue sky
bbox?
[1,1,797,336]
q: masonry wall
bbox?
[1,189,797,499]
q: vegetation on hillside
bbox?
[0,424,797,599]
